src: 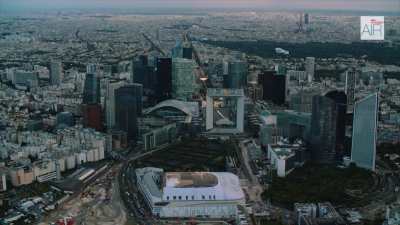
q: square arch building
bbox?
[206,88,244,134]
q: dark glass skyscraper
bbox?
[224,60,247,89]
[83,73,100,104]
[132,55,155,91]
[82,104,103,131]
[310,95,337,163]
[345,68,357,112]
[304,13,310,24]
[325,90,347,158]
[171,40,183,58]
[82,64,102,131]
[258,71,286,105]
[182,47,193,59]
[156,57,172,102]
[115,84,143,142]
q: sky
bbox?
[1,0,400,13]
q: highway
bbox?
[141,32,166,56]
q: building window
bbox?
[213,195,216,200]
[178,196,182,200]
[166,196,169,200]
[192,195,195,200]
[209,195,212,200]
[202,195,205,200]
[173,196,176,200]
[186,196,188,200]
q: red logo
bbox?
[370,19,384,25]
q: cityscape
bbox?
[0,1,400,225]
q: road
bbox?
[237,139,264,203]
[360,158,400,220]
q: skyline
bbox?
[0,0,399,224]
[1,0,400,13]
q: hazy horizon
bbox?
[1,0,399,14]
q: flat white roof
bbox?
[163,172,245,201]
[165,172,218,188]
[137,168,245,202]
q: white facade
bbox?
[86,149,95,162]
[33,159,57,183]
[66,155,76,170]
[136,167,245,219]
[3,126,107,187]
[57,157,66,172]
[287,70,307,83]
[0,170,6,192]
[268,145,296,177]
[142,123,177,151]
[9,166,34,186]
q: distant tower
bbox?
[171,40,183,58]
[351,93,378,171]
[156,57,172,102]
[50,61,63,86]
[296,13,304,32]
[304,13,310,25]
[305,57,315,83]
[82,64,102,131]
[258,71,286,105]
[222,60,229,76]
[156,28,160,42]
[83,64,100,104]
[345,68,357,112]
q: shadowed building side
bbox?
[115,84,143,143]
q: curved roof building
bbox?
[143,99,199,123]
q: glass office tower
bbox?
[83,73,100,104]
[171,58,196,101]
[224,60,247,89]
[310,95,337,164]
[351,93,378,171]
[115,84,143,142]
